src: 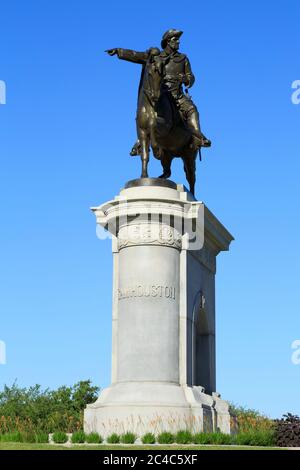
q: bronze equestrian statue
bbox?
[106,29,211,195]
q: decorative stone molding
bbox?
[118,223,182,250]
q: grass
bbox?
[85,433,102,444]
[120,432,136,444]
[106,433,120,444]
[0,442,286,451]
[157,432,174,444]
[142,432,156,444]
[52,431,68,444]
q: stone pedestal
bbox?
[84,180,234,437]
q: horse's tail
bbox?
[199,147,202,161]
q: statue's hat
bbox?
[161,29,183,49]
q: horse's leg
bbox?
[183,154,196,196]
[138,128,150,178]
[159,152,172,179]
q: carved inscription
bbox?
[118,285,176,300]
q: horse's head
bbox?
[145,47,163,106]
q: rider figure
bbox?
[157,30,210,149]
[106,29,211,156]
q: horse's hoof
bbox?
[141,173,148,178]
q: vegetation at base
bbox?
[106,433,120,444]
[71,430,86,443]
[141,432,156,444]
[35,432,49,443]
[193,432,211,444]
[175,430,193,444]
[275,413,300,447]
[157,432,175,444]
[52,432,68,444]
[120,432,136,444]
[0,431,48,443]
[193,432,231,445]
[0,380,296,448]
[22,432,36,443]
[0,442,283,450]
[233,430,275,446]
[211,432,232,445]
[85,432,102,444]
[230,403,274,432]
[0,432,23,442]
[0,380,99,434]
[0,430,279,447]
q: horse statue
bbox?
[106,33,210,196]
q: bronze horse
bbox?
[106,46,208,195]
[135,51,203,195]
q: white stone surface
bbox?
[85,183,234,437]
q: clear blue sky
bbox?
[0,0,299,418]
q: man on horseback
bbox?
[106,29,211,157]
[157,29,211,150]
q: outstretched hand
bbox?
[105,49,118,56]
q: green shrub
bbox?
[22,432,36,443]
[106,433,120,444]
[52,431,68,444]
[175,430,193,444]
[192,432,232,445]
[35,432,49,443]
[157,432,174,444]
[0,432,23,442]
[235,431,254,446]
[0,380,99,434]
[211,432,232,445]
[235,430,275,447]
[142,433,156,444]
[86,432,102,444]
[256,430,275,446]
[193,432,213,444]
[71,430,86,443]
[120,432,136,444]
[229,403,274,433]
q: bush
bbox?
[192,432,232,445]
[120,432,136,444]
[275,413,300,447]
[229,403,274,433]
[211,432,232,445]
[35,432,49,443]
[52,431,68,444]
[86,432,102,444]
[193,432,214,444]
[0,380,99,434]
[71,430,86,443]
[175,430,193,444]
[157,432,174,444]
[234,430,275,447]
[106,433,120,444]
[22,432,36,443]
[0,432,23,442]
[142,433,156,444]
